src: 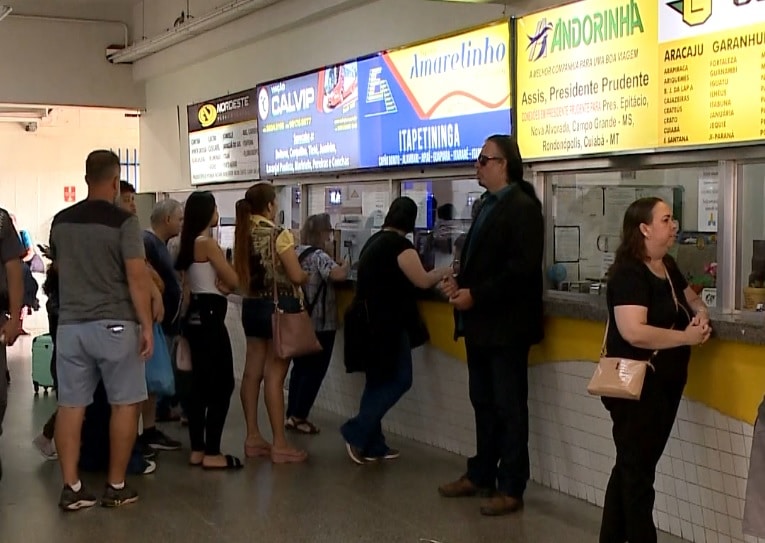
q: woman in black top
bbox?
[600,197,711,542]
[341,197,450,464]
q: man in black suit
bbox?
[438,134,544,516]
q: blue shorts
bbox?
[56,320,148,408]
[241,297,302,339]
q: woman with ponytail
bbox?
[234,184,309,464]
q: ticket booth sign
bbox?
[64,186,76,202]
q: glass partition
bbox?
[400,178,482,271]
[307,181,392,278]
[738,163,765,311]
[546,166,720,306]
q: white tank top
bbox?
[187,262,220,295]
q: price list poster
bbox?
[659,0,765,148]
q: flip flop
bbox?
[286,417,320,435]
[202,454,244,471]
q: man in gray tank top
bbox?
[50,150,153,511]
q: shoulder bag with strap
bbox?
[587,268,681,400]
[298,246,327,318]
[270,230,322,359]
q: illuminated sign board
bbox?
[257,21,513,176]
[187,89,260,185]
[516,0,659,159]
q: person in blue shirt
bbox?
[141,199,185,445]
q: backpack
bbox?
[298,246,327,318]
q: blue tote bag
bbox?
[145,323,175,397]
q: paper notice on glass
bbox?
[403,189,429,229]
[554,187,582,225]
[554,226,580,262]
[697,174,719,232]
[605,187,637,232]
[362,191,390,228]
[581,187,604,216]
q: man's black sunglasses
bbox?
[477,154,503,166]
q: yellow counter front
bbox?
[338,287,765,425]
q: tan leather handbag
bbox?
[587,319,657,400]
[269,230,322,359]
[588,269,681,400]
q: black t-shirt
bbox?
[355,230,417,330]
[606,257,692,381]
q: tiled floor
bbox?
[0,334,686,543]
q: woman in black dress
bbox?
[600,197,712,542]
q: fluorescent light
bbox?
[108,0,275,64]
[0,5,13,22]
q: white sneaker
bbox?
[33,434,58,460]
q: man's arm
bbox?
[121,217,152,329]
[469,199,544,309]
[0,211,26,344]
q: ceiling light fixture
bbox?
[0,5,13,23]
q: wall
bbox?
[0,17,143,108]
[0,107,140,246]
[137,0,511,193]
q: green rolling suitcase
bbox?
[32,333,54,395]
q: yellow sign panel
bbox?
[516,0,659,159]
[658,1,765,148]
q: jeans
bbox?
[465,340,531,498]
[599,371,684,543]
[286,331,336,420]
[185,294,235,456]
[340,333,412,457]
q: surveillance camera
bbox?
[24,122,37,133]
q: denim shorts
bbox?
[241,297,303,339]
[57,320,148,407]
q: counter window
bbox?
[307,182,391,275]
[401,178,482,272]
[738,163,765,311]
[546,166,719,306]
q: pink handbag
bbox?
[588,269,682,400]
[269,230,322,359]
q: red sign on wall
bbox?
[64,186,76,202]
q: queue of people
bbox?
[0,136,734,542]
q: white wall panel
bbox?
[0,17,144,108]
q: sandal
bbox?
[285,417,320,435]
[189,451,204,467]
[244,440,272,458]
[202,454,244,470]
[271,447,308,464]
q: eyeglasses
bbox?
[477,154,503,166]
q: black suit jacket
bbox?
[454,183,544,346]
